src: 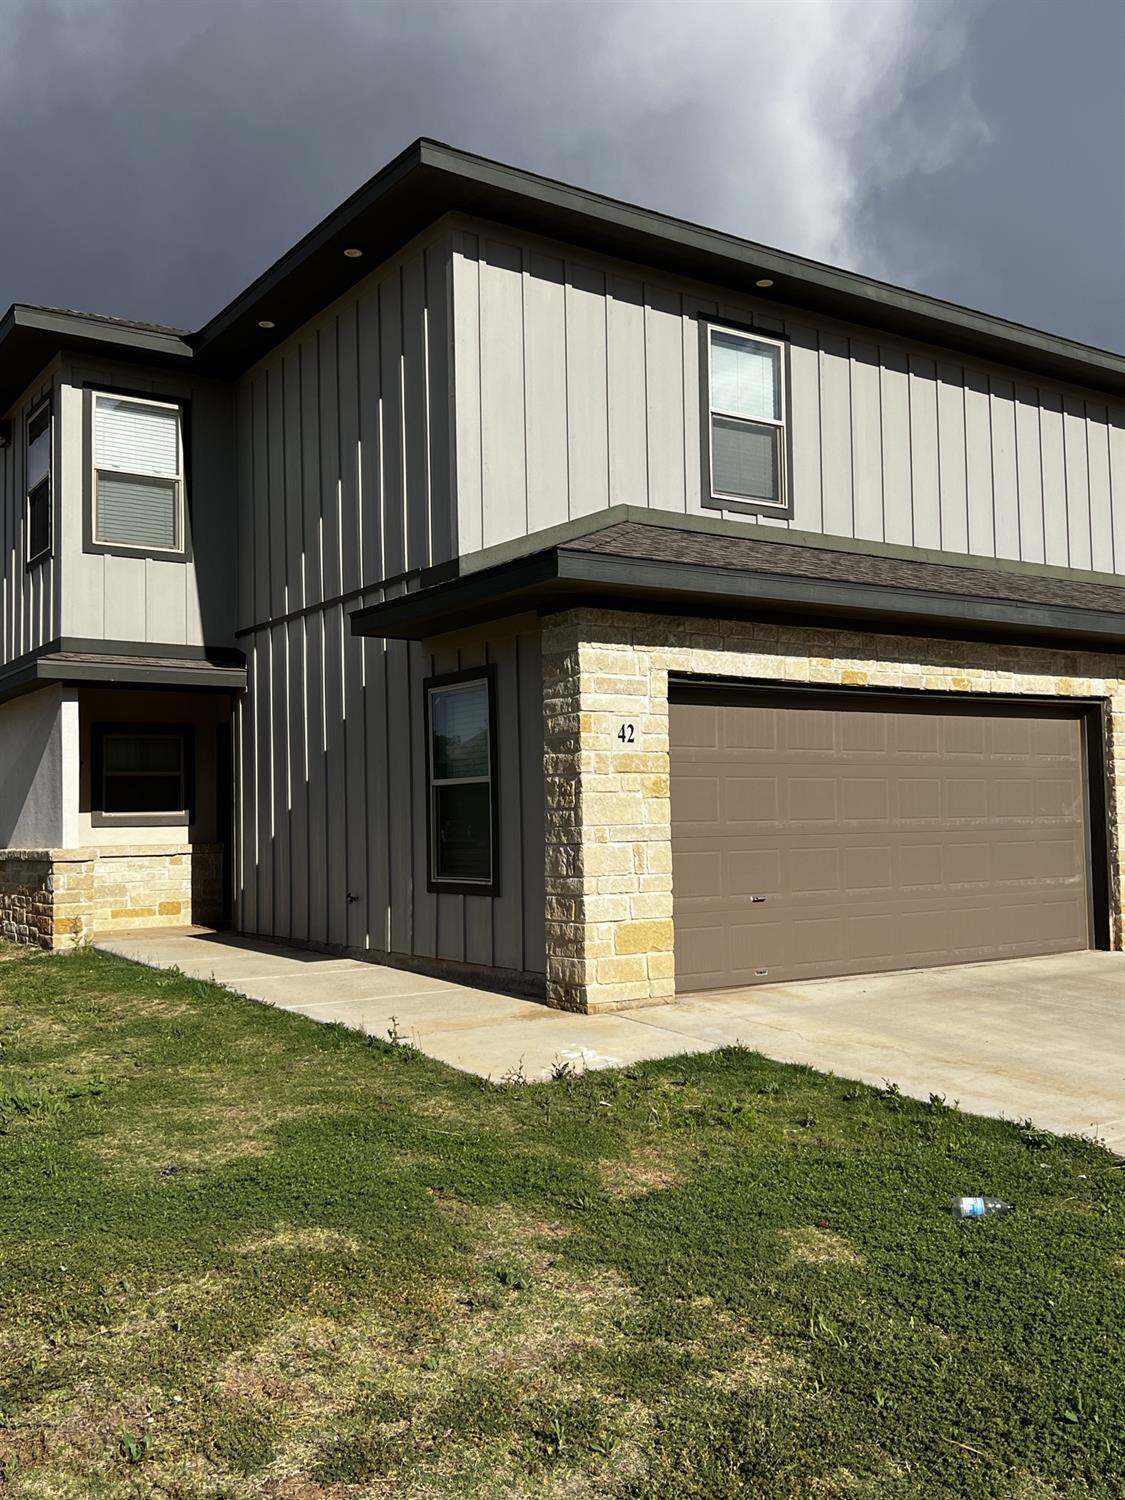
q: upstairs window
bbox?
[705,325,787,511]
[425,671,498,894]
[26,399,51,564]
[92,393,184,553]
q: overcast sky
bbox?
[1,0,1122,351]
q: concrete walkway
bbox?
[97,931,1125,1150]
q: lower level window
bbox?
[92,725,191,823]
[425,671,497,893]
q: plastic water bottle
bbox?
[951,1195,1015,1220]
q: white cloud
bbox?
[364,0,993,281]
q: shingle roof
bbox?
[29,306,190,337]
[571,521,1125,617]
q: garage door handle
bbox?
[751,895,768,903]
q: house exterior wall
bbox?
[451,221,1125,575]
[231,226,545,980]
[541,607,1125,1013]
[234,613,544,979]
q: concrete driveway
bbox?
[97,931,1125,1151]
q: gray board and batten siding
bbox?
[450,223,1125,576]
[0,356,237,672]
[232,226,545,980]
[55,357,237,652]
[0,362,61,667]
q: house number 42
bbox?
[617,723,636,744]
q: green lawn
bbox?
[0,949,1122,1499]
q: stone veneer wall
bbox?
[542,607,1125,1014]
[0,844,223,950]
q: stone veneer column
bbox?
[542,610,674,1012]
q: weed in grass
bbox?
[116,1430,149,1465]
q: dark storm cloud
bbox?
[0,0,1121,349]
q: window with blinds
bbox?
[26,399,51,563]
[425,673,497,892]
[705,326,787,510]
[92,393,184,552]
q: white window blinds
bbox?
[93,394,182,551]
[710,331,780,420]
[95,399,179,476]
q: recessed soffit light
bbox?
[258,319,275,329]
[343,247,364,259]
[755,278,774,289]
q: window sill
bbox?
[83,539,189,563]
[426,878,501,898]
[90,811,191,829]
[703,493,792,519]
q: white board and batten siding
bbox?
[451,225,1125,577]
[0,363,62,667]
[233,228,545,979]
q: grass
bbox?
[0,948,1122,1499]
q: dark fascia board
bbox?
[0,638,245,709]
[0,305,193,417]
[191,138,1125,396]
[349,543,1125,651]
[37,658,246,692]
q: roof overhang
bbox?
[350,526,1125,652]
[0,641,246,709]
[0,305,192,416]
[5,142,1125,401]
[191,139,1125,396]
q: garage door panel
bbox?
[721,706,778,750]
[842,845,894,890]
[727,848,781,895]
[895,843,944,888]
[671,696,1090,991]
[723,776,778,822]
[894,778,942,819]
[941,717,987,755]
[674,775,721,823]
[786,778,837,820]
[1037,779,1082,817]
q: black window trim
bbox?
[699,318,794,519]
[25,394,52,569]
[423,664,500,897]
[90,721,194,828]
[81,383,194,562]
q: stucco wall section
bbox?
[542,607,1125,1014]
[0,686,79,850]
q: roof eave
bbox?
[194,138,1125,396]
[0,305,193,415]
[349,544,1125,650]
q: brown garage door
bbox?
[670,691,1091,992]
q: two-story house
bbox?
[1,139,1123,1013]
